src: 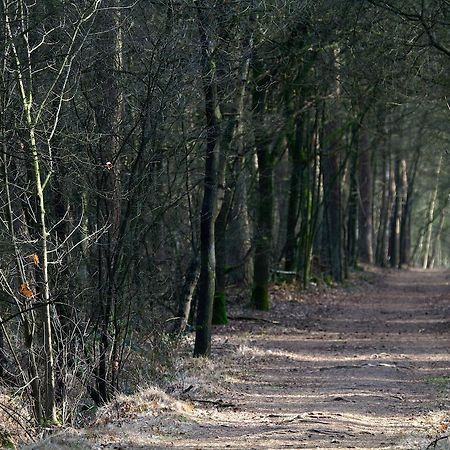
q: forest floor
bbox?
[30,268,450,450]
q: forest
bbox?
[0,0,450,447]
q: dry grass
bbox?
[93,386,193,426]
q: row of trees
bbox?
[0,0,448,429]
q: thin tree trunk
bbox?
[300,113,320,288]
[347,135,358,269]
[228,162,253,285]
[194,0,221,357]
[322,121,343,282]
[422,154,442,269]
[388,157,401,268]
[213,186,232,325]
[226,31,254,286]
[358,124,373,264]
[93,7,125,403]
[251,63,273,310]
[285,117,303,272]
[398,160,410,267]
[252,140,273,310]
[212,31,252,321]
[174,255,200,333]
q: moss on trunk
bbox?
[212,292,228,325]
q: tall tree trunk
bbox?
[322,121,343,282]
[212,31,252,322]
[212,186,232,325]
[358,124,373,264]
[174,255,200,333]
[422,154,442,269]
[228,161,253,285]
[285,117,303,272]
[91,5,125,403]
[251,64,273,310]
[252,140,273,310]
[4,5,58,421]
[376,142,392,267]
[226,30,254,286]
[399,146,420,267]
[300,114,320,288]
[194,1,221,357]
[388,157,401,268]
[346,132,359,269]
[399,161,410,267]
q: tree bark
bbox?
[322,121,343,282]
[284,117,303,272]
[174,255,200,333]
[346,132,358,269]
[388,157,401,268]
[212,186,231,325]
[357,124,373,264]
[251,63,273,310]
[375,146,390,266]
[194,0,221,357]
[422,154,442,269]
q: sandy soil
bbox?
[29,269,450,450]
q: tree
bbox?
[193,0,222,357]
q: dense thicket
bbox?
[0,0,449,428]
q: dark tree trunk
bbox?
[251,69,273,311]
[375,147,390,267]
[346,134,358,269]
[358,125,373,264]
[174,255,200,333]
[322,121,343,282]
[422,155,442,269]
[228,159,253,285]
[399,160,410,267]
[284,117,303,272]
[388,157,401,268]
[252,139,273,310]
[400,147,421,267]
[299,113,320,288]
[212,186,232,325]
[194,1,221,357]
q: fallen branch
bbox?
[318,362,410,372]
[189,398,236,408]
[228,315,280,325]
[426,435,449,449]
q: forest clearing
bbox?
[29,269,450,449]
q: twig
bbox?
[317,362,410,371]
[426,435,449,449]
[228,315,280,325]
[0,401,35,440]
[189,398,236,408]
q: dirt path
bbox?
[35,269,450,449]
[160,269,450,449]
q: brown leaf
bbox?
[32,254,40,267]
[19,283,33,298]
